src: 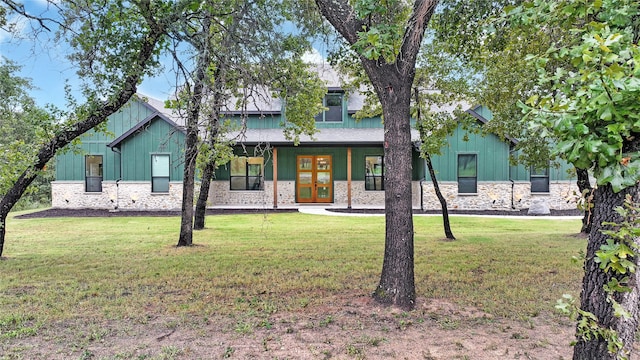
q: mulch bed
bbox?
[15,208,298,219]
[15,207,583,219]
[329,208,583,216]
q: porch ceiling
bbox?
[229,128,421,146]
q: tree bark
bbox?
[194,63,225,230]
[0,0,172,257]
[573,137,640,359]
[315,0,437,310]
[177,24,210,246]
[193,158,215,230]
[426,153,455,240]
[576,167,593,235]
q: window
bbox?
[315,92,343,122]
[230,156,264,190]
[85,155,103,192]
[151,154,170,193]
[458,154,477,193]
[365,156,384,190]
[530,166,550,193]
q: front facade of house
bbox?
[52,69,578,211]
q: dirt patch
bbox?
[1,294,582,360]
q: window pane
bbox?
[299,187,312,199]
[86,155,103,177]
[366,156,383,175]
[86,177,102,192]
[85,155,103,192]
[248,164,261,176]
[230,157,247,176]
[316,157,330,170]
[458,154,477,177]
[299,173,312,184]
[152,177,169,192]
[326,94,342,106]
[152,154,170,177]
[531,177,549,193]
[365,156,384,191]
[317,172,330,184]
[317,186,330,199]
[531,166,549,176]
[248,176,263,190]
[299,157,312,170]
[230,177,247,190]
[458,178,477,193]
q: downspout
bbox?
[510,179,515,210]
[420,175,425,211]
[111,146,123,211]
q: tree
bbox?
[0,60,55,212]
[434,0,594,234]
[0,0,192,257]
[165,0,324,241]
[315,0,438,309]
[412,37,476,240]
[509,0,640,357]
[191,0,325,231]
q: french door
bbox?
[296,155,333,203]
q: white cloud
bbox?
[302,48,326,64]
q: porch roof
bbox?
[230,128,420,146]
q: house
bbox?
[52,97,187,210]
[51,66,578,211]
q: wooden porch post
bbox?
[347,147,352,209]
[273,147,278,208]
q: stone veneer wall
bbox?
[51,181,183,210]
[209,180,421,208]
[420,181,579,211]
[53,179,577,211]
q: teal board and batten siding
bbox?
[238,112,385,130]
[56,141,116,181]
[508,155,575,181]
[55,99,184,182]
[215,146,423,182]
[119,117,185,182]
[426,125,511,182]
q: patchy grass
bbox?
[0,213,584,358]
[1,213,583,322]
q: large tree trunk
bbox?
[576,167,593,235]
[0,2,170,257]
[573,181,640,359]
[426,153,455,240]
[371,72,416,309]
[315,0,437,310]
[573,135,640,359]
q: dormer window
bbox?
[316,91,343,122]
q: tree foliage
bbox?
[507,0,640,357]
[0,0,193,257]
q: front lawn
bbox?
[0,213,584,359]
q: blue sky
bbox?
[0,1,328,110]
[0,0,179,108]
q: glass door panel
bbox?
[296,155,333,203]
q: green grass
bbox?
[0,213,585,331]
